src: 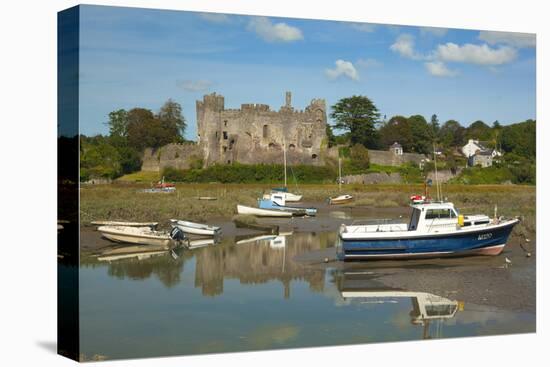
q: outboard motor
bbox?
[169,226,186,241]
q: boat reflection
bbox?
[338,271,463,339]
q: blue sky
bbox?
[78,5,536,140]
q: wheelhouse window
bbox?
[425,208,454,219]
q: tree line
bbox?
[327,95,536,160]
[80,99,186,181]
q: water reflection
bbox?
[82,231,336,296]
[79,228,535,360]
[337,271,461,339]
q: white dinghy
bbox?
[237,205,292,217]
[170,219,221,236]
[98,226,173,248]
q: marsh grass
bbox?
[80,183,535,234]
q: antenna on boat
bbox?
[433,143,441,201]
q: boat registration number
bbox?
[478,233,492,240]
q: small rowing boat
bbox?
[98,226,173,248]
[237,205,292,217]
[170,219,221,236]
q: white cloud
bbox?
[390,34,422,60]
[478,31,536,48]
[434,42,517,65]
[350,23,377,32]
[357,58,382,68]
[420,27,448,37]
[325,60,359,81]
[177,80,214,92]
[247,17,303,43]
[424,61,457,77]
[198,12,231,23]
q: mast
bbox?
[338,157,342,192]
[433,143,440,201]
[283,138,287,187]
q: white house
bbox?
[462,139,485,157]
[462,139,502,167]
[390,142,403,155]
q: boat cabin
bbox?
[343,201,491,235]
[408,202,460,232]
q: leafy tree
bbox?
[126,105,184,152]
[349,144,370,170]
[430,114,440,141]
[80,135,122,180]
[107,109,129,138]
[500,119,536,159]
[466,120,492,142]
[330,95,381,149]
[158,99,186,141]
[379,115,413,151]
[439,120,465,148]
[408,115,432,154]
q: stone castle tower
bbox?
[196,92,328,166]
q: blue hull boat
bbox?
[338,201,519,260]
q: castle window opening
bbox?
[289,144,296,150]
[268,142,275,149]
[215,131,218,140]
[229,139,235,150]
[227,160,231,164]
[224,120,228,127]
[223,131,228,140]
[263,124,269,138]
[223,146,227,152]
[312,154,317,159]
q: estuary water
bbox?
[78,231,535,361]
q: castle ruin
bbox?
[197,92,328,166]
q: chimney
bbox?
[285,91,291,108]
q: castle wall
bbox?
[197,92,328,166]
[141,143,202,172]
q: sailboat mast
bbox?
[338,157,342,192]
[283,138,287,187]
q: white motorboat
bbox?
[98,226,173,248]
[170,219,221,236]
[237,204,293,217]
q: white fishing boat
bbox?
[98,226,173,247]
[329,157,354,205]
[170,219,221,236]
[237,204,293,217]
[91,221,158,228]
[338,201,519,260]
